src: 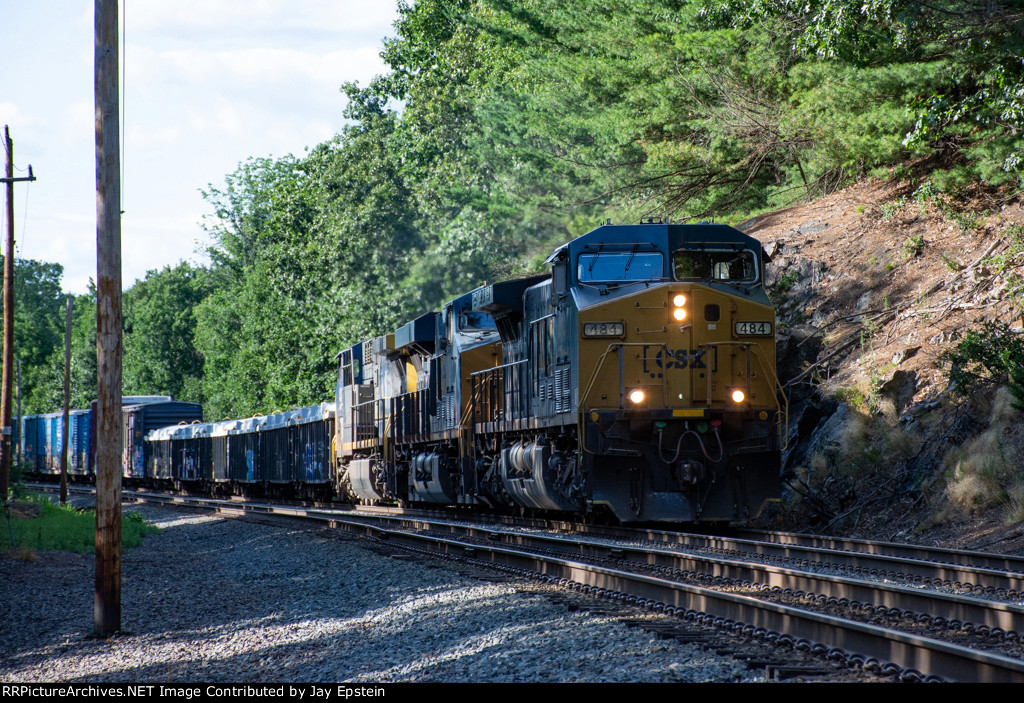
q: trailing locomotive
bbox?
[24,222,784,524]
[336,221,785,522]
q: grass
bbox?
[1,494,159,556]
[941,388,1023,519]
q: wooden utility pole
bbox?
[61,298,72,505]
[2,126,35,502]
[15,359,20,466]
[94,0,123,636]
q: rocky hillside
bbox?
[738,177,1024,553]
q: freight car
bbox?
[145,403,334,497]
[335,221,786,523]
[18,396,201,482]
[17,409,91,477]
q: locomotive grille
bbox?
[440,394,456,429]
[555,366,571,413]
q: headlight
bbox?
[730,389,746,403]
[629,389,645,404]
[670,292,687,322]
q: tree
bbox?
[5,258,69,413]
[706,0,1024,190]
[123,263,211,403]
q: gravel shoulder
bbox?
[0,503,762,683]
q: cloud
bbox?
[128,0,398,35]
[6,1,400,294]
[0,103,31,130]
[63,101,95,146]
[127,45,386,93]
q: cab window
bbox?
[577,252,664,282]
[673,248,756,283]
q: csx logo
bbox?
[642,346,711,379]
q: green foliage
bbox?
[772,271,798,296]
[124,263,210,404]
[833,386,866,408]
[984,224,1024,274]
[1,495,159,554]
[880,198,905,221]
[69,284,98,409]
[942,321,1024,410]
[0,257,97,414]
[901,235,924,258]
[940,253,963,272]
[706,1,1024,190]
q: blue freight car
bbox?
[121,399,203,479]
[17,414,44,474]
[143,403,334,498]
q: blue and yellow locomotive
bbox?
[335,221,785,522]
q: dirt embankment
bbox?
[739,178,1024,553]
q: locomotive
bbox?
[336,221,785,522]
[23,222,784,524]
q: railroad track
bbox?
[85,488,1021,683]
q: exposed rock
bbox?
[879,369,917,413]
[740,177,1024,550]
[891,346,920,366]
[797,221,830,236]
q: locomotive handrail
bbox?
[702,340,789,451]
[579,342,670,413]
[470,360,528,432]
[469,359,527,375]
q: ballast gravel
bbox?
[1,503,763,683]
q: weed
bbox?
[13,546,38,562]
[834,387,866,408]
[983,224,1024,274]
[772,270,798,295]
[865,362,890,413]
[1007,273,1024,313]
[902,235,924,258]
[867,254,878,266]
[913,179,939,204]
[940,253,963,272]
[860,318,881,352]
[880,197,906,221]
[1005,485,1024,525]
[942,388,1023,516]
[948,209,981,233]
[941,321,1024,409]
[782,309,808,327]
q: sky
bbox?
[1,1,399,294]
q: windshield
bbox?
[577,251,664,282]
[673,248,756,284]
[458,311,497,332]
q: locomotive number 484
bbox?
[734,321,773,336]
